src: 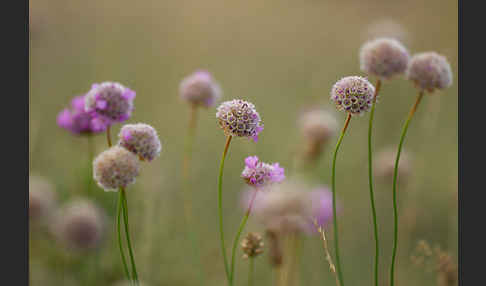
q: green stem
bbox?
[181,105,206,283]
[106,125,112,147]
[390,91,424,286]
[330,113,352,286]
[230,188,258,284]
[121,188,140,285]
[87,135,95,196]
[248,258,254,286]
[218,136,233,284]
[367,79,381,286]
[117,192,131,280]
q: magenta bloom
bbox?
[241,156,285,187]
[57,95,108,135]
[309,187,335,228]
[85,82,136,124]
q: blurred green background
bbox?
[29,0,458,285]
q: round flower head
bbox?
[118,123,162,161]
[406,52,453,92]
[251,180,314,235]
[216,99,263,142]
[309,187,334,228]
[57,95,108,135]
[373,147,412,184]
[241,156,285,187]
[85,81,136,123]
[93,146,140,191]
[360,38,410,80]
[299,108,338,144]
[330,76,375,115]
[29,175,57,222]
[51,199,105,250]
[241,232,264,259]
[179,70,222,107]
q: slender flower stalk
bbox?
[121,187,139,285]
[330,114,351,286]
[117,191,131,280]
[367,79,382,286]
[390,91,424,286]
[218,135,233,283]
[313,219,340,286]
[230,188,258,283]
[248,258,254,286]
[106,126,112,147]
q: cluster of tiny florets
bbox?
[360,38,410,80]
[51,199,105,250]
[299,109,338,144]
[57,94,108,135]
[241,156,285,187]
[93,146,140,191]
[330,76,375,115]
[216,99,263,142]
[241,232,264,259]
[85,82,136,123]
[406,52,453,92]
[179,70,222,107]
[118,123,162,162]
[309,187,334,228]
[29,175,57,222]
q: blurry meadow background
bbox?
[29,0,458,285]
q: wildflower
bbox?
[241,156,285,187]
[241,232,264,259]
[330,76,375,115]
[118,123,161,162]
[85,81,136,123]
[51,199,105,250]
[180,70,222,107]
[360,38,410,80]
[299,108,338,161]
[93,146,140,191]
[57,95,108,135]
[406,52,453,92]
[216,99,263,142]
[309,187,334,228]
[29,175,57,221]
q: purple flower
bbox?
[309,187,335,228]
[179,70,222,107]
[57,95,108,135]
[241,156,285,187]
[216,99,263,142]
[84,82,135,124]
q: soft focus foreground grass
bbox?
[29,0,457,285]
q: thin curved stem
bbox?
[330,113,352,286]
[390,91,424,286]
[218,136,233,284]
[230,188,258,284]
[106,125,112,147]
[121,188,140,285]
[117,191,131,280]
[181,105,206,283]
[248,258,254,286]
[367,79,381,286]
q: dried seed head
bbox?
[85,82,135,123]
[406,52,453,92]
[216,99,263,142]
[360,38,410,80]
[179,70,222,107]
[330,76,375,115]
[241,156,285,187]
[373,147,412,184]
[118,123,162,162]
[29,175,57,222]
[93,146,140,191]
[299,108,338,145]
[241,232,264,259]
[51,199,105,250]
